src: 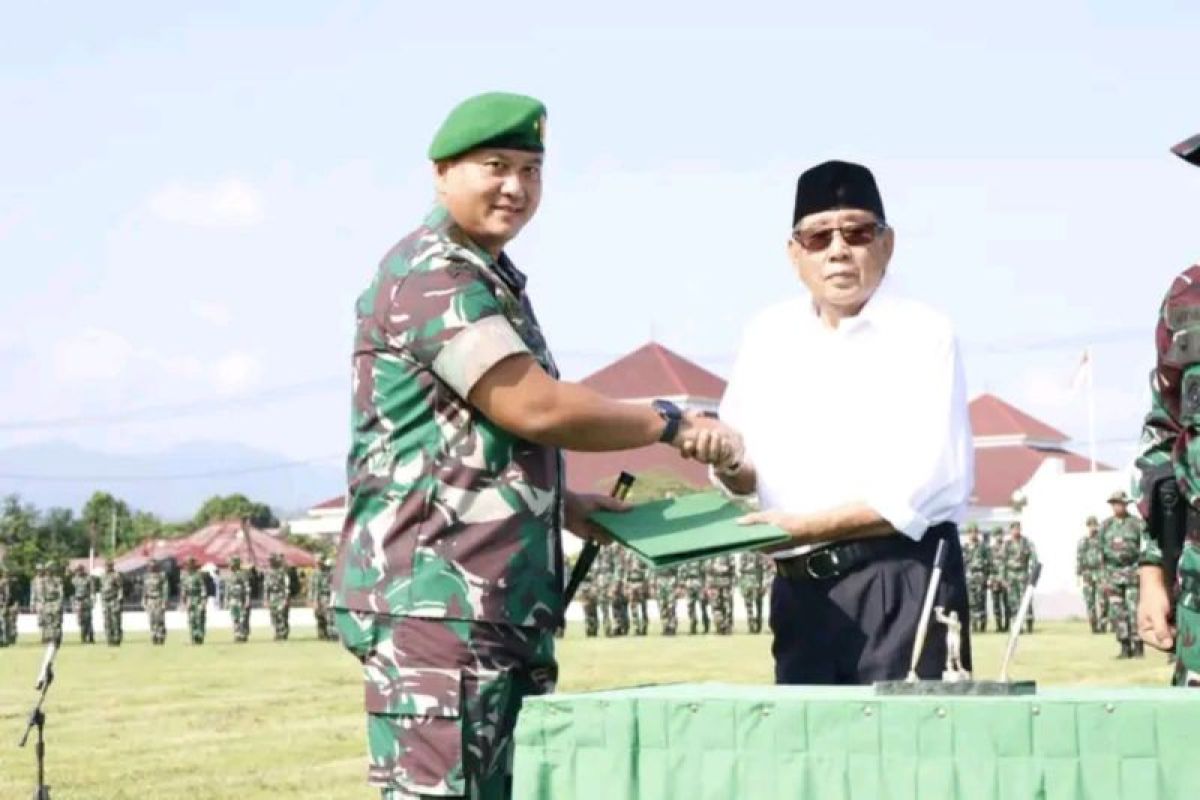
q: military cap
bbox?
[1086,515,1099,526]
[428,92,547,161]
[963,522,978,533]
[186,556,198,568]
[793,160,886,226]
[1108,490,1131,504]
[230,556,242,568]
[1173,133,1200,167]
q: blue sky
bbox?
[1,1,1197,478]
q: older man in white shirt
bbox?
[713,160,974,684]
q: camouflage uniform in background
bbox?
[40,565,65,645]
[0,564,12,646]
[100,559,123,646]
[738,551,770,634]
[265,554,290,641]
[71,566,95,644]
[577,563,600,637]
[1100,511,1145,658]
[142,562,168,644]
[625,550,650,636]
[226,557,251,642]
[961,524,990,633]
[707,554,736,635]
[986,531,1010,632]
[1001,528,1038,634]
[654,565,679,635]
[594,547,615,637]
[608,549,630,636]
[680,559,710,635]
[180,559,207,644]
[331,199,565,798]
[310,558,336,641]
[31,564,47,642]
[1076,517,1107,633]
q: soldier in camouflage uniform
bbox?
[310,557,336,641]
[961,523,990,633]
[594,546,616,637]
[577,561,600,637]
[32,562,47,642]
[141,560,168,644]
[706,553,736,635]
[265,553,290,641]
[1076,516,1106,633]
[71,564,96,644]
[1100,491,1145,659]
[0,563,12,647]
[40,563,65,645]
[608,548,630,636]
[986,529,1010,632]
[226,556,252,642]
[330,93,741,799]
[680,558,710,634]
[180,557,207,644]
[100,558,123,646]
[1133,131,1200,686]
[625,549,651,636]
[654,565,680,636]
[1000,523,1038,634]
[737,551,770,634]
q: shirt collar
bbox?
[425,204,528,294]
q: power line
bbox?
[0,453,343,483]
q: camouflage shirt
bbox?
[332,205,564,630]
[1100,515,1145,585]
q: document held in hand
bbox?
[588,491,790,568]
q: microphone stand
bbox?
[18,640,59,799]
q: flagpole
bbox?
[1087,346,1097,472]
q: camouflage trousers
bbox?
[628,585,649,636]
[740,585,765,634]
[75,601,95,644]
[230,600,250,642]
[609,590,629,637]
[146,602,167,644]
[0,606,9,646]
[657,586,678,635]
[335,611,556,800]
[1080,578,1108,633]
[990,583,1009,632]
[315,600,337,641]
[103,602,122,645]
[685,587,709,634]
[187,600,206,644]
[598,597,612,637]
[1006,579,1034,633]
[966,573,988,631]
[708,585,734,635]
[1173,542,1200,686]
[580,588,599,637]
[5,604,17,645]
[39,605,63,644]
[270,603,290,640]
[1107,581,1139,645]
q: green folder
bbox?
[588,491,790,568]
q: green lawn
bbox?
[0,621,1173,799]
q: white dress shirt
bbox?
[718,284,973,558]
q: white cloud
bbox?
[212,352,262,395]
[192,301,233,328]
[147,178,264,228]
[51,328,135,382]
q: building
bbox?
[286,494,346,541]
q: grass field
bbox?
[0,620,1173,799]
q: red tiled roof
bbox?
[582,342,726,400]
[311,495,346,511]
[103,520,317,572]
[971,445,1101,508]
[969,393,1068,441]
[565,445,712,495]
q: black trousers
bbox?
[770,524,971,685]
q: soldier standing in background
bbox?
[1076,516,1107,633]
[987,529,1010,632]
[737,551,769,634]
[1001,523,1038,634]
[1100,491,1145,659]
[594,546,615,637]
[265,552,290,641]
[42,562,65,645]
[180,557,207,644]
[681,558,710,635]
[654,564,680,635]
[961,523,990,633]
[310,557,336,641]
[32,562,48,643]
[71,564,95,644]
[609,549,630,636]
[578,563,600,637]
[100,558,123,646]
[707,553,736,635]
[0,563,12,647]
[227,556,251,642]
[142,560,167,645]
[625,550,650,636]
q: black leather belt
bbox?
[775,523,955,581]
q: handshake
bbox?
[667,410,745,474]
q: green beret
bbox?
[428,92,547,161]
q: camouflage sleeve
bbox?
[390,262,530,400]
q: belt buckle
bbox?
[805,549,840,579]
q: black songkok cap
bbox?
[1172,133,1200,167]
[793,160,886,227]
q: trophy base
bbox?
[874,679,1036,696]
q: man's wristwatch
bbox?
[652,399,683,443]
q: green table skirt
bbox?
[513,683,1200,800]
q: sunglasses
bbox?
[791,221,887,252]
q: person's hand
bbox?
[1138,567,1176,652]
[738,509,810,545]
[672,411,744,470]
[564,491,628,545]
